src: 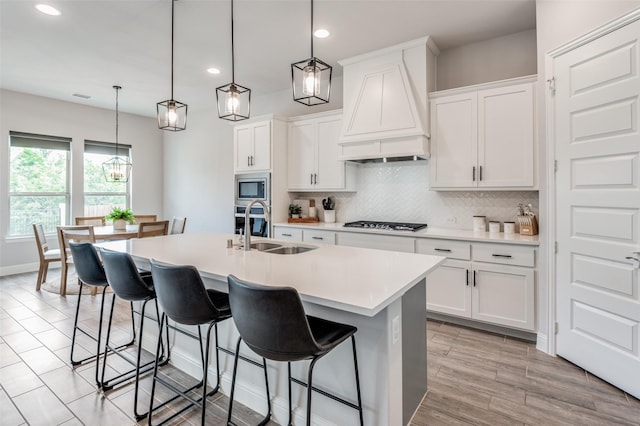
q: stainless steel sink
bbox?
[250,242,282,251]
[266,246,316,255]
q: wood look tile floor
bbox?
[1,271,639,425]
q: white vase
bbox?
[324,210,336,223]
[113,219,127,230]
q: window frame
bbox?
[8,132,71,238]
[83,140,132,216]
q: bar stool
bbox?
[67,242,135,388]
[226,275,364,426]
[98,249,170,420]
[148,260,232,426]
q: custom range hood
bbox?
[338,36,439,163]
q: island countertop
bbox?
[99,231,444,317]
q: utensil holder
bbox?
[517,215,538,235]
[324,210,335,223]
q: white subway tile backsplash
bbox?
[293,162,538,230]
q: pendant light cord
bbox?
[231,0,235,83]
[170,0,175,99]
[114,85,120,157]
[310,0,314,59]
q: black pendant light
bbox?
[157,0,187,131]
[216,0,250,121]
[102,86,132,183]
[291,0,332,106]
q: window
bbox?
[83,140,131,217]
[9,132,70,237]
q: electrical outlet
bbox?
[445,217,457,225]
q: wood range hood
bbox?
[338,36,440,163]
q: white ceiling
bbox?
[0,0,536,117]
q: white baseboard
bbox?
[536,333,549,354]
[0,262,40,277]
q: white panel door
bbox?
[288,119,315,190]
[251,121,271,171]
[315,115,345,190]
[426,259,472,318]
[234,125,253,172]
[555,17,640,399]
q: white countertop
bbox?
[99,232,444,317]
[274,222,540,246]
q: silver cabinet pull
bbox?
[472,166,476,181]
[247,156,251,167]
[310,174,313,185]
[473,270,476,287]
[479,165,483,181]
[466,269,469,286]
[434,248,452,253]
[492,254,512,259]
[282,233,292,237]
[312,236,323,240]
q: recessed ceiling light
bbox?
[35,4,61,16]
[207,67,221,75]
[314,29,330,38]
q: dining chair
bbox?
[137,221,169,238]
[133,214,157,224]
[32,223,62,291]
[169,216,187,234]
[56,225,96,296]
[75,216,106,226]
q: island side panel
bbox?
[402,278,427,424]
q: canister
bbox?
[504,221,516,234]
[473,216,486,232]
[489,221,500,233]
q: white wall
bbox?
[0,89,163,273]
[535,0,640,351]
[437,29,537,90]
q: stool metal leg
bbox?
[287,362,293,426]
[351,335,364,426]
[306,357,320,426]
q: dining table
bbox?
[93,224,139,241]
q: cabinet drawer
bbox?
[302,230,336,245]
[472,243,535,267]
[273,227,303,243]
[416,239,471,260]
[337,232,415,253]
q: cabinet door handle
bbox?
[479,165,483,181]
[247,156,251,167]
[312,236,324,240]
[310,174,313,185]
[314,173,317,184]
[472,166,476,182]
[492,254,513,259]
[282,233,292,237]
[434,248,452,253]
[473,270,476,287]
[466,269,469,286]
[251,156,255,166]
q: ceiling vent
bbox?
[338,36,439,163]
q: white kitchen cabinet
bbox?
[273,226,303,243]
[429,76,536,189]
[234,120,272,173]
[337,232,415,253]
[302,229,336,245]
[288,111,355,191]
[417,238,536,331]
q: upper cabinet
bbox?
[234,120,273,173]
[429,76,537,190]
[288,111,356,191]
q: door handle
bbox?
[473,270,476,287]
[282,233,292,237]
[310,174,313,185]
[492,254,513,259]
[472,166,476,182]
[312,236,323,240]
[466,269,469,286]
[434,248,452,253]
[479,165,483,181]
[247,156,251,167]
[314,173,317,185]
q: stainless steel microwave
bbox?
[235,173,270,206]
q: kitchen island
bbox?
[99,232,444,425]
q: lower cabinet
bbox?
[337,232,415,253]
[418,239,536,332]
[273,226,303,243]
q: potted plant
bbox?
[288,203,302,219]
[105,207,135,230]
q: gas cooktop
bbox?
[343,221,428,232]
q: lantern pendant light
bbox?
[291,0,332,106]
[157,0,187,131]
[102,86,132,183]
[216,0,250,121]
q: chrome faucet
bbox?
[244,199,270,251]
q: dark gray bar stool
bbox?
[148,260,232,426]
[226,274,364,426]
[67,242,134,388]
[99,248,170,420]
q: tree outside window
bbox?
[9,132,70,237]
[84,140,131,217]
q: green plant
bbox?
[288,203,302,216]
[105,207,135,223]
